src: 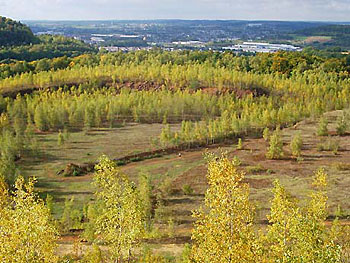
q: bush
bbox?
[266,128,283,160]
[333,162,350,171]
[263,127,270,141]
[336,115,348,135]
[237,138,243,150]
[232,156,242,166]
[159,176,174,197]
[317,137,339,154]
[290,132,303,157]
[246,164,266,174]
[317,116,328,136]
[182,184,194,195]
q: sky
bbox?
[1,0,350,21]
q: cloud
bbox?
[1,0,349,21]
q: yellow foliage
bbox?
[0,176,59,263]
[93,155,144,262]
[191,153,258,263]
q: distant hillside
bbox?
[296,25,350,50]
[0,16,39,46]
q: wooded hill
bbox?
[0,16,39,46]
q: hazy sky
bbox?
[1,0,350,21]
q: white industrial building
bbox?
[223,42,302,53]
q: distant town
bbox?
[25,20,350,52]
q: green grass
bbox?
[19,123,180,217]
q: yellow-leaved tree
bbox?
[0,176,58,263]
[93,155,144,263]
[263,168,341,262]
[190,153,259,263]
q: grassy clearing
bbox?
[19,123,180,216]
[15,109,350,257]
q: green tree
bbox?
[237,138,243,150]
[94,155,144,262]
[34,105,48,131]
[57,130,65,146]
[336,115,347,135]
[138,172,153,232]
[263,169,341,262]
[263,127,270,141]
[266,127,284,159]
[317,116,329,136]
[290,132,303,157]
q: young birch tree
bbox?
[263,169,341,262]
[94,155,144,263]
[0,176,58,263]
[190,153,258,263]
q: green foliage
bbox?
[60,197,82,234]
[232,155,242,166]
[82,201,103,243]
[317,116,329,136]
[262,169,341,262]
[266,127,284,159]
[237,138,243,150]
[138,247,173,263]
[34,104,49,132]
[263,127,270,141]
[138,172,153,232]
[158,176,174,197]
[182,184,194,195]
[336,114,348,135]
[317,137,340,154]
[290,132,303,157]
[93,155,144,262]
[45,194,54,214]
[57,130,65,146]
[81,244,103,263]
[0,16,38,46]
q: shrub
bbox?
[232,156,242,166]
[336,115,347,135]
[317,137,339,154]
[290,132,303,157]
[333,162,350,171]
[266,128,283,160]
[159,176,174,197]
[263,127,270,141]
[182,184,194,195]
[317,116,328,136]
[246,164,266,174]
[237,138,243,150]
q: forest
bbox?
[0,16,39,46]
[1,17,350,262]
